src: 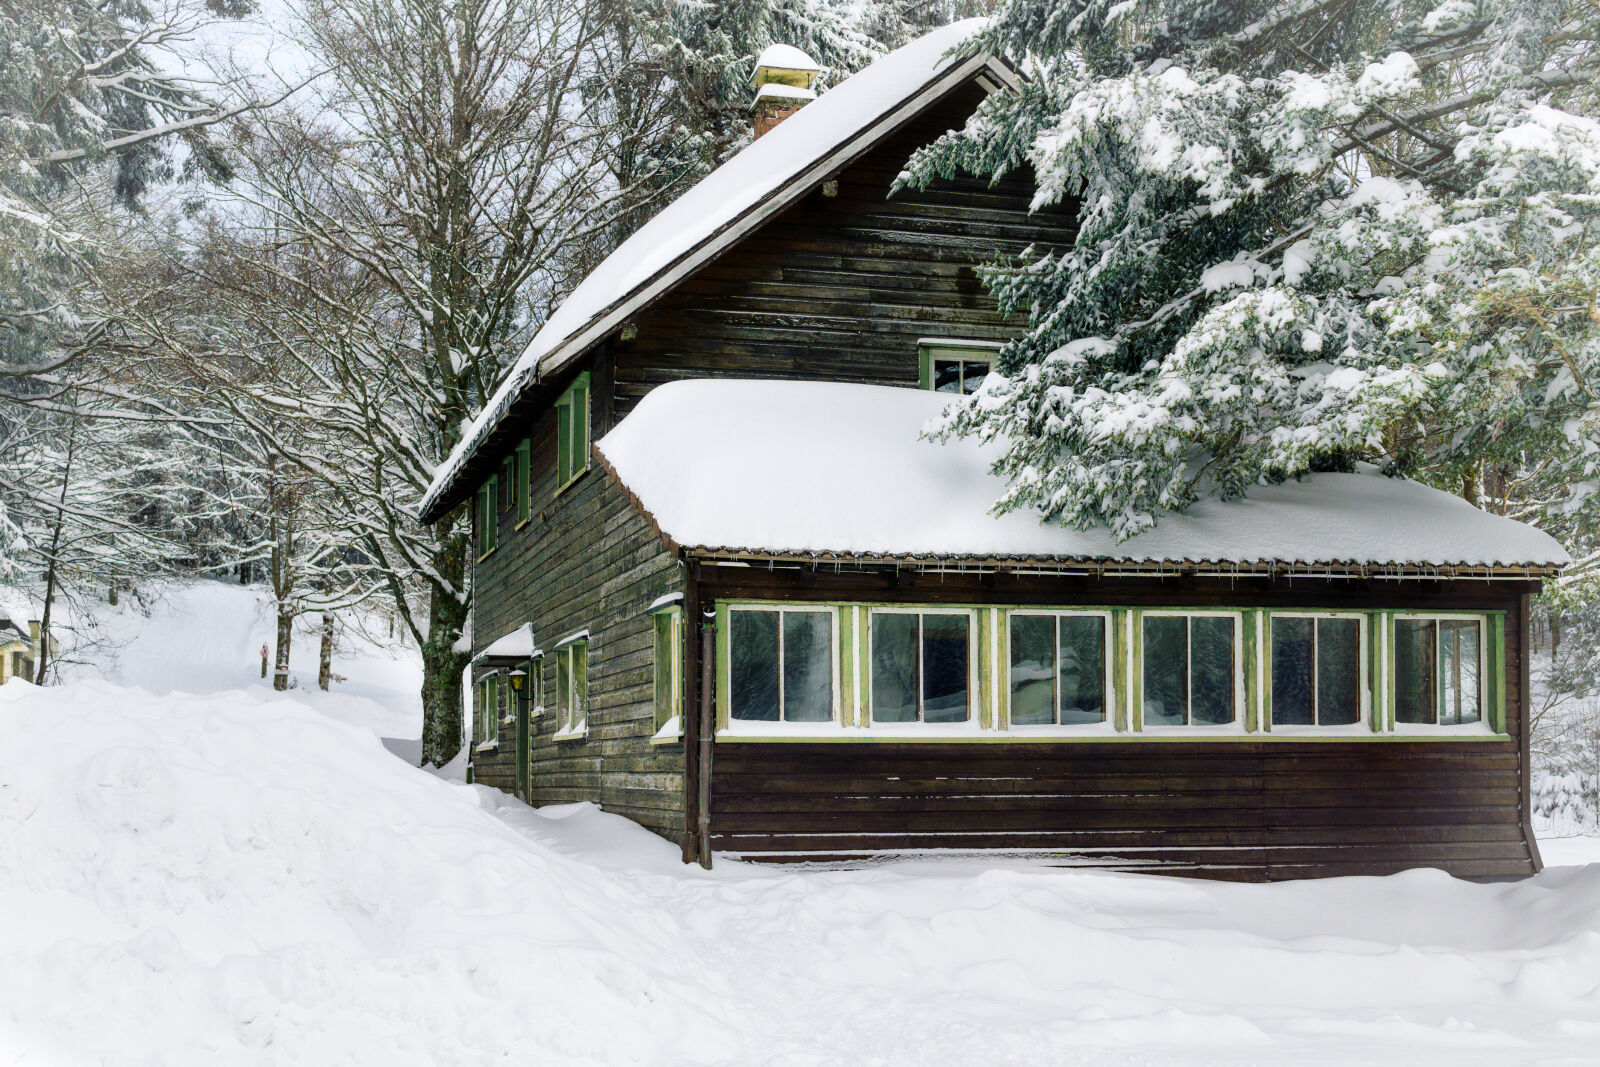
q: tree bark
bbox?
[274,606,293,691]
[420,538,471,766]
[318,612,334,691]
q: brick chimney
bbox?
[750,44,821,138]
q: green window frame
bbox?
[868,607,973,725]
[709,601,1507,741]
[1136,611,1242,729]
[1391,614,1494,729]
[1264,612,1367,730]
[499,453,516,512]
[651,606,684,736]
[555,372,591,493]
[476,673,500,749]
[917,339,1002,395]
[1005,610,1112,728]
[475,476,499,560]
[526,653,545,714]
[516,439,531,526]
[726,604,838,725]
[554,636,588,739]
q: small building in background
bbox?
[0,597,57,683]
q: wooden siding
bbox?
[609,80,1077,419]
[470,367,687,844]
[699,565,1539,880]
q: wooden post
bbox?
[1519,592,1544,874]
[698,618,714,869]
[681,562,701,864]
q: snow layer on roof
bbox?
[422,20,989,518]
[754,43,821,74]
[597,379,1570,569]
[478,623,535,661]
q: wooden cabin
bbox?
[418,22,1568,879]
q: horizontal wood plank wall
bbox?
[471,371,687,842]
[610,80,1078,418]
[702,566,1537,880]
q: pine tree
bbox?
[898,0,1600,585]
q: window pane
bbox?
[1142,616,1187,726]
[1009,615,1056,726]
[961,361,990,394]
[1270,616,1314,726]
[782,611,833,723]
[1315,618,1362,726]
[871,613,919,722]
[1058,616,1105,724]
[922,614,969,723]
[653,615,674,727]
[1394,619,1436,725]
[1440,620,1481,725]
[730,611,779,721]
[556,401,572,485]
[1190,617,1235,725]
[932,359,964,393]
[572,645,587,726]
[573,383,588,467]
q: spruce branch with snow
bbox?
[899,0,1600,583]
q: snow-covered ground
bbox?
[56,579,422,742]
[3,580,1598,1065]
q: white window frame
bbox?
[725,603,841,727]
[918,338,1003,396]
[1003,609,1116,733]
[650,605,685,741]
[1264,611,1370,734]
[1136,609,1245,733]
[866,606,979,727]
[1390,612,1493,734]
[552,634,589,741]
[476,672,501,751]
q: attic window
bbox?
[918,339,1003,395]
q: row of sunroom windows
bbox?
[473,603,1500,750]
[718,604,1501,734]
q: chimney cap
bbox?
[751,44,821,90]
[750,82,817,109]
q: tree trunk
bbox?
[318,612,334,691]
[420,548,472,767]
[274,606,293,691]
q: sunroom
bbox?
[715,600,1504,739]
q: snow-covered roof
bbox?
[596,379,1570,572]
[476,623,536,662]
[753,43,821,77]
[419,20,1009,521]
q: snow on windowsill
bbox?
[650,716,683,745]
[474,741,498,753]
[1388,721,1501,738]
[552,723,587,743]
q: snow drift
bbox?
[4,679,1600,1065]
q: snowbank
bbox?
[598,378,1569,569]
[4,679,1600,1064]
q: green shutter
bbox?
[486,476,497,552]
[517,439,531,524]
[1489,613,1507,733]
[554,372,592,494]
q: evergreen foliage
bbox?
[899,0,1600,591]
